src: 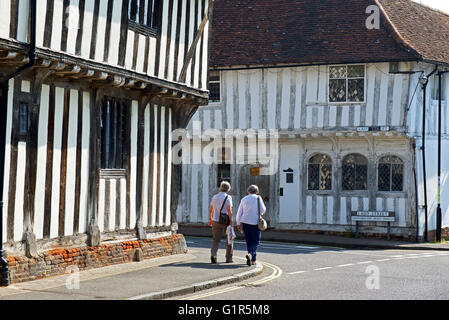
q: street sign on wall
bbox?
[351,211,395,222]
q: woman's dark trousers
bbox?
[242,223,261,262]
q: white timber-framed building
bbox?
[177,0,449,241]
[0,0,212,255]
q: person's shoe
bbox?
[226,260,234,263]
[211,256,217,264]
[251,261,257,265]
[245,254,252,266]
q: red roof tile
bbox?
[210,0,449,67]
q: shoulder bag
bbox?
[218,195,230,226]
[257,196,267,231]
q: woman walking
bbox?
[236,185,266,266]
[208,181,233,264]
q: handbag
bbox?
[257,196,267,231]
[218,195,230,226]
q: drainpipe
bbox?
[436,70,449,242]
[0,0,37,287]
[419,66,438,242]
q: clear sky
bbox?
[412,0,449,14]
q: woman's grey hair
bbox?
[247,185,259,194]
[220,181,231,193]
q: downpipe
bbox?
[436,70,449,242]
[0,0,36,287]
[420,66,438,243]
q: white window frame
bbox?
[328,64,366,104]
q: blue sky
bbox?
[413,0,449,14]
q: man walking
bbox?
[208,181,233,264]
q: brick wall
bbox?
[0,234,187,285]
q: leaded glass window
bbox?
[308,154,332,191]
[342,154,368,191]
[378,155,404,192]
[329,65,365,103]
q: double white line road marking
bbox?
[178,259,283,300]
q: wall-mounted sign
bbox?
[351,211,395,222]
[356,126,391,132]
[250,167,261,176]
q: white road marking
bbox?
[288,270,307,275]
[376,259,391,262]
[178,258,283,300]
[357,261,373,265]
[336,264,354,268]
[314,267,333,271]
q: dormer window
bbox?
[128,0,161,35]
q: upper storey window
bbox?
[208,71,221,103]
[329,65,365,103]
[128,0,161,35]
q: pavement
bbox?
[179,224,449,251]
[0,226,448,300]
[0,242,263,300]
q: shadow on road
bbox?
[161,262,247,270]
[184,236,345,256]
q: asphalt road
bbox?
[177,236,449,300]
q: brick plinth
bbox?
[0,234,187,285]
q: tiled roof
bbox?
[210,0,449,67]
[377,0,449,65]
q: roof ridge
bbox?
[409,0,449,18]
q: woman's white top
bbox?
[210,192,233,222]
[236,194,266,226]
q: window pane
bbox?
[329,79,346,102]
[329,66,347,79]
[342,154,367,191]
[217,164,231,187]
[308,164,320,190]
[342,164,355,190]
[19,104,28,135]
[391,164,403,191]
[355,164,368,190]
[209,82,220,102]
[129,0,138,21]
[348,79,365,102]
[100,98,129,170]
[320,164,332,190]
[378,163,391,191]
[348,65,365,78]
[309,154,332,164]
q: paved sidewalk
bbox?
[179,225,449,251]
[0,248,262,300]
